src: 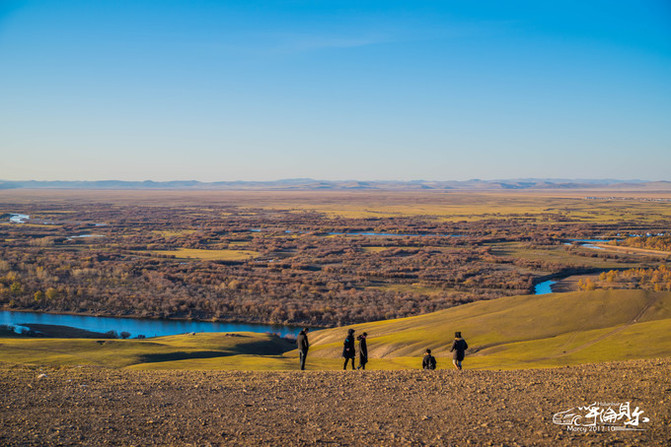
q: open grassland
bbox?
[193,191,671,223]
[2,289,670,372]
[490,242,649,271]
[3,188,671,222]
[150,229,198,237]
[144,248,259,261]
[0,222,57,228]
[595,243,671,257]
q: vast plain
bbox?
[2,189,670,327]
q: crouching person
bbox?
[422,348,436,370]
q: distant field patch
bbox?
[148,248,259,260]
[20,223,60,228]
[251,192,671,223]
[152,230,198,237]
[371,282,445,296]
[489,242,642,270]
[362,246,391,253]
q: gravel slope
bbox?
[1,359,670,446]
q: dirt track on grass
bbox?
[1,359,670,446]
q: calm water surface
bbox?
[0,310,301,338]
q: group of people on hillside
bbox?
[296,328,468,371]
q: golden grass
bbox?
[251,192,671,222]
[0,223,60,228]
[361,246,391,253]
[465,318,671,369]
[0,332,291,369]
[147,248,259,260]
[3,189,671,223]
[151,230,198,237]
[305,289,671,370]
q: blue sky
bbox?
[1,1,669,181]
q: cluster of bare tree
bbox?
[0,201,659,326]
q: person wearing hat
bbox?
[450,331,468,370]
[357,332,368,370]
[342,328,356,370]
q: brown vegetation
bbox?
[1,191,668,326]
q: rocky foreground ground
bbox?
[1,359,670,446]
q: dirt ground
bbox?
[1,359,670,446]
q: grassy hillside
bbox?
[1,289,670,370]
[0,332,294,369]
[306,289,671,369]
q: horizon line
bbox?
[1,177,664,184]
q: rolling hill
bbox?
[306,288,671,369]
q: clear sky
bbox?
[1,1,670,181]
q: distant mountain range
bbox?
[1,178,670,191]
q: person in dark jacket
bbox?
[422,348,436,370]
[450,331,468,370]
[357,332,368,370]
[343,329,356,370]
[297,328,309,370]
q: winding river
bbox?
[0,311,301,338]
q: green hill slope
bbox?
[0,332,295,369]
[305,289,671,369]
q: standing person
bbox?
[450,331,468,370]
[343,329,356,370]
[297,328,309,370]
[422,348,437,370]
[357,332,368,370]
